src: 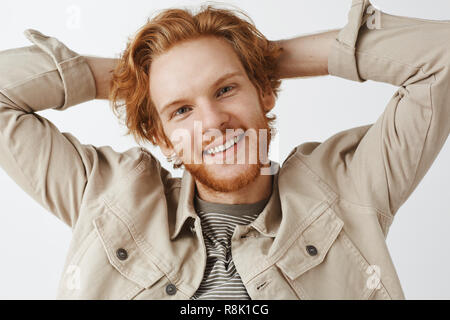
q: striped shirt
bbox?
[191,194,270,300]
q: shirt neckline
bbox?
[194,192,271,217]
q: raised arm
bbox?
[0,29,98,227]
[84,56,118,100]
[0,29,144,228]
[274,29,340,79]
[292,0,450,223]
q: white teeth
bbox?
[205,134,242,155]
[224,139,233,150]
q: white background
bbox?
[0,0,449,299]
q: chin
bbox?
[185,162,262,193]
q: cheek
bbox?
[240,91,266,119]
[228,96,260,121]
[179,129,202,162]
[240,104,267,128]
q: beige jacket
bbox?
[0,0,449,299]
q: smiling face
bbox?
[149,36,275,192]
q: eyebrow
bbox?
[159,71,244,117]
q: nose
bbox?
[198,99,230,132]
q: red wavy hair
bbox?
[109,5,282,150]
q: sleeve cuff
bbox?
[328,0,373,82]
[23,29,97,110]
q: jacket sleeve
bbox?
[301,0,450,220]
[0,29,98,228]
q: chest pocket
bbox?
[57,208,166,300]
[276,206,388,300]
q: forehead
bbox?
[149,36,246,110]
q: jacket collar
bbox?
[170,169,197,240]
[170,153,339,260]
[170,161,281,240]
[169,154,338,257]
[248,162,282,238]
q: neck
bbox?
[195,166,273,205]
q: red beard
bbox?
[184,121,272,193]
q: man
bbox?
[0,0,448,299]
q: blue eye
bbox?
[173,106,191,117]
[217,86,234,97]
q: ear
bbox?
[261,87,276,113]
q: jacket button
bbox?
[166,283,177,295]
[306,245,318,256]
[116,248,128,260]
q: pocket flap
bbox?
[276,206,344,280]
[93,209,165,289]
